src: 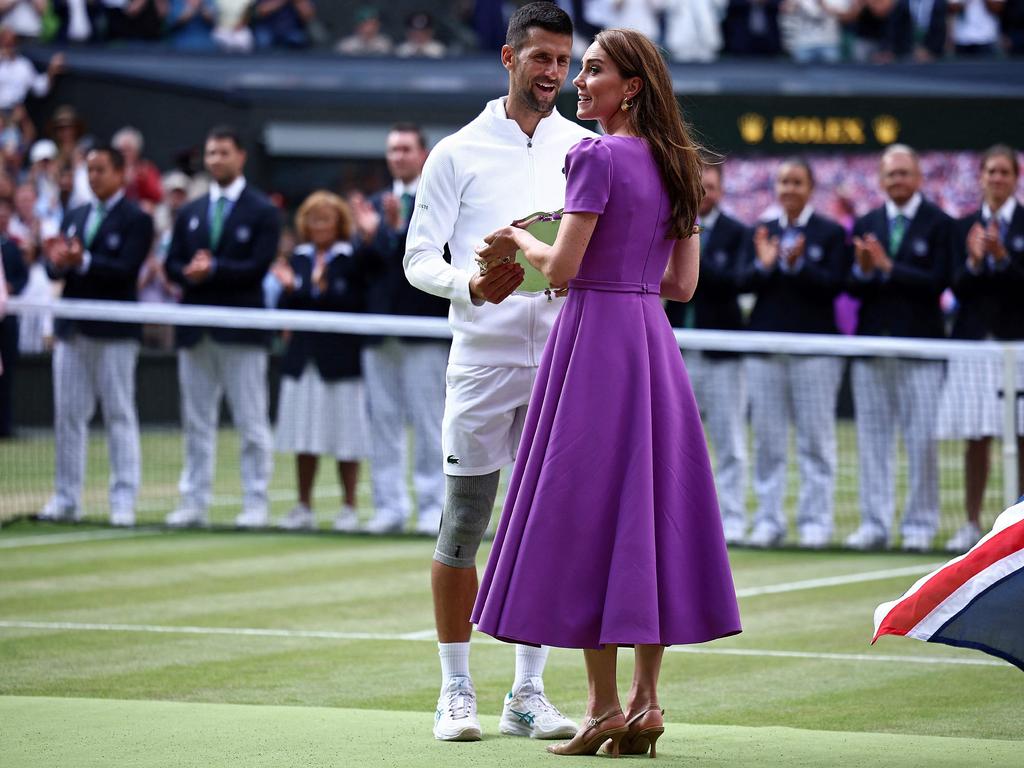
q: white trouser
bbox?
[852,358,942,539]
[690,353,748,534]
[53,335,140,512]
[362,338,448,526]
[746,355,843,538]
[177,338,272,514]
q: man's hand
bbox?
[468,261,524,304]
[270,258,296,291]
[381,193,401,232]
[966,221,987,268]
[183,249,214,283]
[864,233,892,274]
[349,193,381,241]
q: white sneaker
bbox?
[900,531,933,553]
[798,528,830,550]
[433,676,482,742]
[722,523,747,546]
[746,524,784,549]
[38,498,81,523]
[499,677,578,739]
[276,504,315,531]
[945,522,982,553]
[332,505,360,533]
[844,525,888,551]
[415,511,441,537]
[109,509,135,527]
[235,509,268,529]
[165,507,208,528]
[362,514,405,534]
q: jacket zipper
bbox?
[526,136,537,366]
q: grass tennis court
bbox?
[1,522,1020,767]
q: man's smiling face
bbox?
[505,27,572,116]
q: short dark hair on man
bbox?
[506,1,572,50]
[390,122,428,151]
[206,125,244,150]
[87,143,125,171]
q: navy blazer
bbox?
[2,236,28,348]
[166,184,281,348]
[48,196,154,341]
[950,202,1024,340]
[848,198,951,339]
[278,242,379,382]
[363,189,450,345]
[737,211,848,334]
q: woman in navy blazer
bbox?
[938,145,1024,552]
[270,191,381,532]
[737,158,849,549]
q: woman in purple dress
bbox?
[471,28,742,758]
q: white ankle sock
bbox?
[438,642,471,689]
[513,644,549,691]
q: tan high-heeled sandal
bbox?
[546,709,628,757]
[602,706,665,758]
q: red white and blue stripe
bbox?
[873,502,1024,671]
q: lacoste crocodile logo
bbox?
[446,455,461,465]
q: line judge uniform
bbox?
[737,205,848,546]
[361,178,451,534]
[665,206,749,542]
[1,234,28,437]
[43,190,153,520]
[165,176,281,522]
[847,192,951,549]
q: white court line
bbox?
[0,529,166,549]
[734,563,943,597]
[0,620,1005,668]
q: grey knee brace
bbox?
[434,471,500,568]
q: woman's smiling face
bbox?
[572,43,630,125]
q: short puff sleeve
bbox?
[563,138,612,215]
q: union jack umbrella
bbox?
[872,501,1024,671]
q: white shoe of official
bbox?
[844,525,888,551]
[900,531,933,553]
[165,507,208,528]
[235,509,268,529]
[433,676,482,742]
[362,514,405,534]
[746,524,785,549]
[109,509,135,528]
[414,511,442,537]
[499,676,578,739]
[276,504,315,531]
[332,505,360,533]
[38,498,82,523]
[945,522,982,553]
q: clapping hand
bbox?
[183,249,214,282]
[853,233,891,274]
[966,221,987,268]
[983,219,1007,262]
[753,225,779,269]
[783,233,806,269]
[348,193,381,241]
[381,193,401,232]
[270,257,296,292]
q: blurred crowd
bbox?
[0,1,1021,60]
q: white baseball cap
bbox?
[30,139,58,164]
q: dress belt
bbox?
[568,278,660,294]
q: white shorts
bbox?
[441,363,538,476]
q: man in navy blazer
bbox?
[1,229,28,438]
[846,144,952,552]
[165,125,281,529]
[38,145,153,526]
[359,124,451,535]
[665,163,749,544]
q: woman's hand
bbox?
[271,259,296,292]
[753,225,779,269]
[476,225,525,271]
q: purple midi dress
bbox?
[471,135,742,649]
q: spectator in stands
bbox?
[137,170,187,349]
[112,126,163,212]
[0,27,64,112]
[1,104,35,175]
[212,0,254,51]
[166,0,218,50]
[780,0,850,62]
[52,0,104,44]
[250,0,315,49]
[164,125,281,529]
[335,6,392,55]
[0,217,26,437]
[948,0,1003,55]
[0,0,45,40]
[8,182,58,262]
[938,144,1024,552]
[665,162,750,544]
[846,144,951,551]
[1003,0,1024,53]
[37,144,154,526]
[47,107,93,211]
[738,158,848,548]
[270,191,377,531]
[104,0,167,41]
[664,0,726,62]
[906,0,949,60]
[1,192,51,352]
[395,11,447,58]
[583,0,663,44]
[846,0,901,62]
[358,123,449,535]
[722,0,784,56]
[27,140,60,221]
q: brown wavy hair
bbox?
[294,190,354,243]
[593,28,703,240]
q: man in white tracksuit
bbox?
[403,2,593,744]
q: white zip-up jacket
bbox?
[404,97,594,367]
